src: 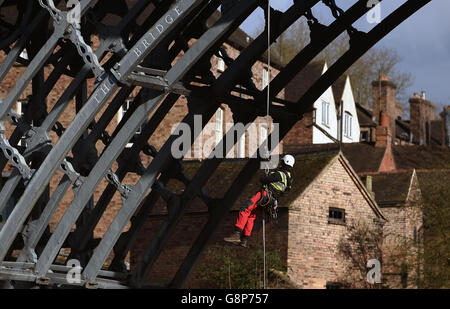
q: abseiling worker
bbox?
[224,155,295,248]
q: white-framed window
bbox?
[262,68,269,88]
[237,133,245,158]
[215,108,223,146]
[321,100,330,126]
[217,57,225,72]
[344,112,352,138]
[118,98,142,148]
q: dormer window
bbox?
[321,100,330,126]
[344,112,353,138]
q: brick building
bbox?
[283,62,361,150]
[368,170,423,288]
[358,74,444,147]
[130,149,386,288]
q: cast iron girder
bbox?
[169,0,432,288]
[0,0,433,289]
[0,0,155,259]
[66,0,217,260]
[0,0,206,265]
[77,0,263,285]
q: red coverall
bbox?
[235,169,291,237]
[235,190,269,237]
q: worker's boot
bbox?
[239,236,249,248]
[224,231,241,244]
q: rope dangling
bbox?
[262,0,272,290]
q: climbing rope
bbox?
[262,0,272,290]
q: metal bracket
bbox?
[0,122,34,181]
[38,0,105,80]
[105,169,131,199]
[60,159,83,187]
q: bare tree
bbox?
[265,21,414,110]
[336,220,384,289]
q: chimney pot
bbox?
[380,74,390,81]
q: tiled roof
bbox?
[356,103,377,127]
[396,119,411,141]
[332,75,347,105]
[341,143,386,174]
[392,145,450,170]
[370,171,413,204]
[285,61,325,102]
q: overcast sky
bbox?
[239,0,450,110]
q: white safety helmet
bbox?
[282,154,295,167]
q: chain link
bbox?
[60,159,83,187]
[105,169,131,199]
[321,0,359,37]
[0,122,34,180]
[38,0,105,80]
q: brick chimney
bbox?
[376,111,396,172]
[375,111,392,147]
[372,74,398,140]
[409,92,436,145]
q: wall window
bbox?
[217,57,225,73]
[262,68,269,89]
[344,112,353,138]
[321,101,330,126]
[328,207,345,224]
[360,130,369,142]
[215,108,223,146]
